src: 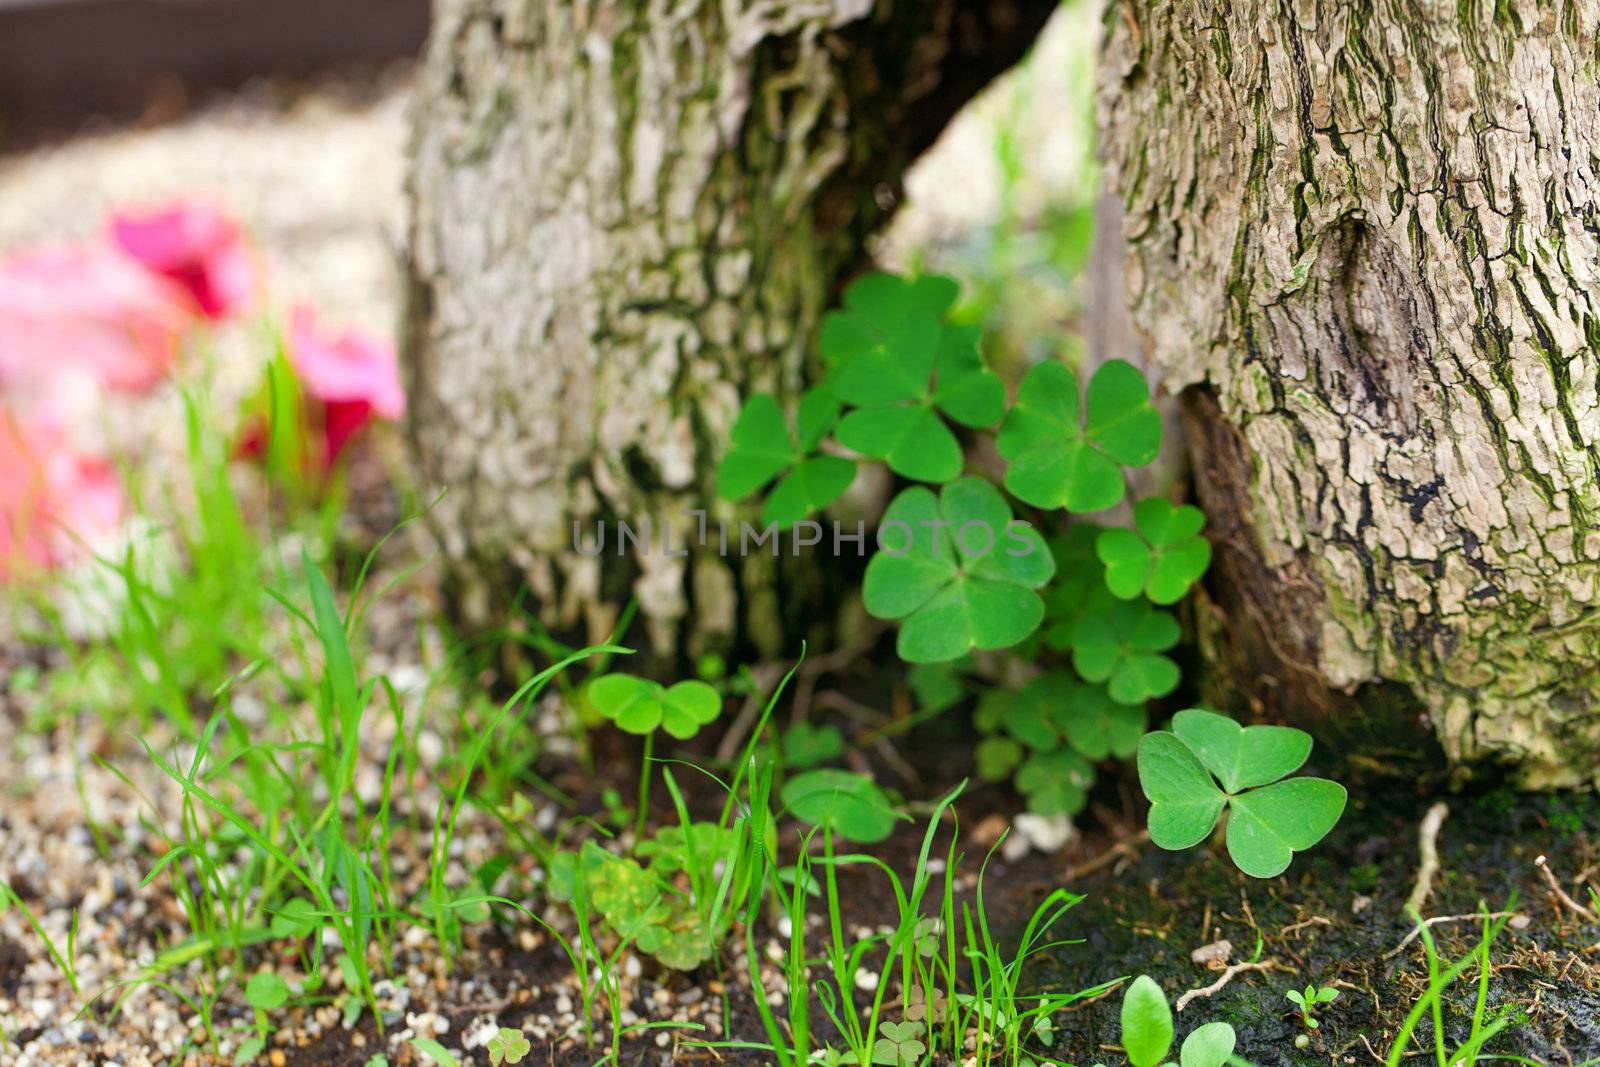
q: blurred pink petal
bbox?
[287,304,404,465]
[110,201,256,320]
[0,407,122,580]
[0,243,195,393]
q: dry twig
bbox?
[1174,959,1276,1012]
[1535,855,1599,922]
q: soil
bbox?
[1039,788,1600,1065]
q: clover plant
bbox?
[487,1027,531,1065]
[547,842,714,970]
[715,270,1344,875]
[587,671,722,837]
[997,359,1160,513]
[1097,498,1211,605]
[718,389,855,527]
[1137,710,1347,878]
[780,768,902,843]
[862,477,1053,662]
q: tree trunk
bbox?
[1100,0,1600,785]
[403,0,1054,661]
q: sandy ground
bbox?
[0,10,1098,1066]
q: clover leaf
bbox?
[245,971,289,1012]
[975,735,1023,781]
[781,722,845,768]
[997,359,1161,512]
[550,845,713,969]
[1120,975,1173,1067]
[635,822,737,876]
[819,272,959,369]
[1006,671,1147,760]
[587,673,722,740]
[781,768,901,843]
[1096,498,1212,605]
[863,478,1054,663]
[1171,707,1312,792]
[1068,598,1181,704]
[488,1027,531,1066]
[832,321,1005,483]
[1014,746,1094,816]
[817,272,1002,483]
[1137,709,1347,878]
[717,390,855,527]
[869,1020,927,1067]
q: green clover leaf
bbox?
[997,359,1161,512]
[780,722,845,768]
[1068,598,1181,704]
[821,273,1003,483]
[870,1021,927,1067]
[780,768,901,843]
[863,478,1054,663]
[1137,710,1347,878]
[819,272,959,370]
[633,903,715,970]
[1171,707,1312,792]
[1096,498,1212,605]
[1119,975,1173,1067]
[716,390,855,527]
[587,673,723,740]
[245,971,290,1012]
[488,1027,531,1066]
[1014,746,1094,816]
[1005,671,1147,760]
[588,854,664,939]
[975,735,1024,781]
[636,822,738,876]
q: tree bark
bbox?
[1100,0,1600,784]
[403,0,1054,661]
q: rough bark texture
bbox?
[404,0,1054,661]
[1101,0,1600,784]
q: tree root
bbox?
[1405,802,1450,916]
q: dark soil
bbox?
[1039,788,1600,1065]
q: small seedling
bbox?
[1137,709,1346,877]
[1286,985,1338,1029]
[1114,975,1240,1067]
[862,477,1055,663]
[487,1026,532,1065]
[864,1019,927,1066]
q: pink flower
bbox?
[0,406,122,579]
[287,304,404,465]
[0,243,195,393]
[110,200,256,320]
